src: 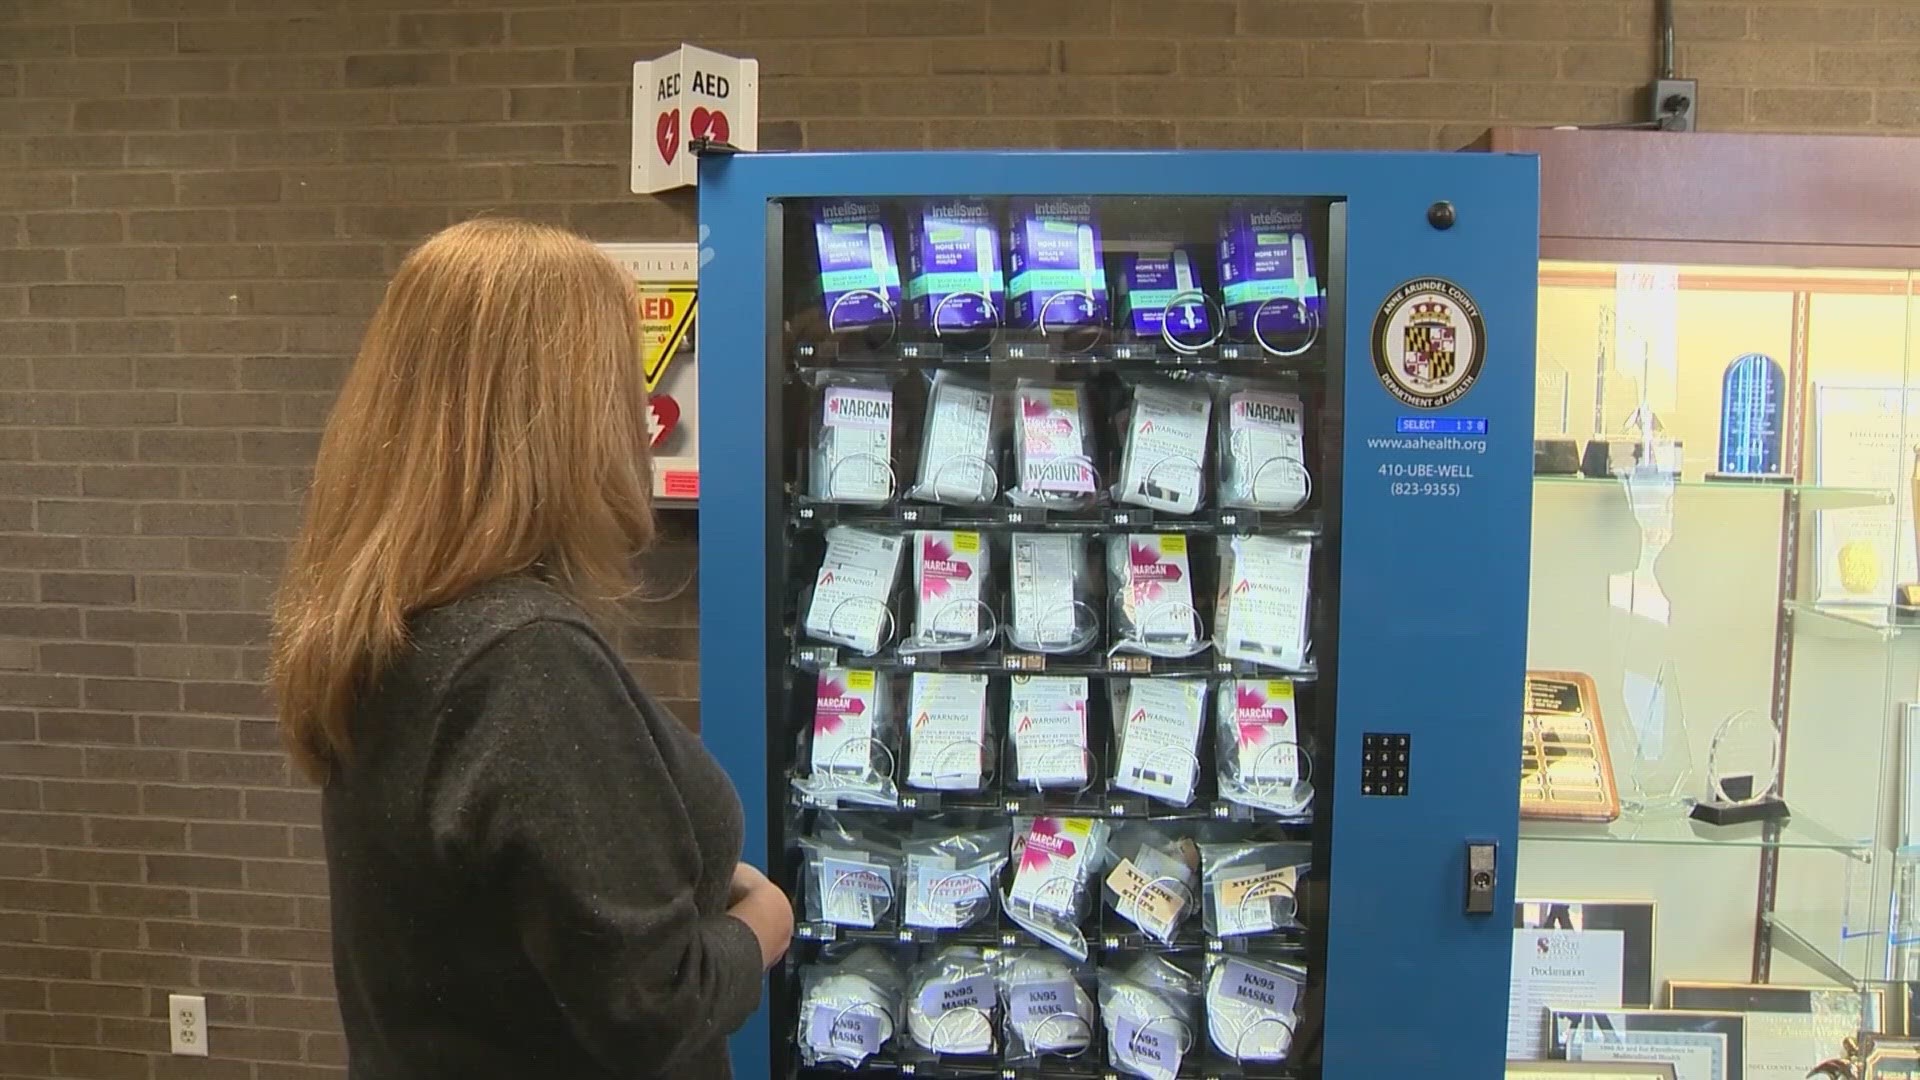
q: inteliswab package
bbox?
[812,201,902,331]
[1007,199,1108,331]
[1218,203,1321,347]
[906,200,1005,334]
[1115,247,1214,347]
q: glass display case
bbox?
[1484,127,1920,1079]
[694,150,1538,1080]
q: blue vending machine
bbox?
[696,151,1537,1080]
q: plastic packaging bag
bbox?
[1114,379,1212,516]
[903,672,993,793]
[797,945,906,1068]
[1008,532,1099,655]
[907,370,999,505]
[1003,816,1109,961]
[1010,380,1098,510]
[901,530,995,655]
[906,946,998,1057]
[802,526,906,656]
[1110,678,1208,808]
[1008,675,1092,791]
[902,825,1008,931]
[1216,378,1309,512]
[1205,953,1305,1062]
[1200,840,1310,938]
[1107,534,1205,658]
[794,668,900,809]
[996,949,1096,1063]
[1099,954,1200,1080]
[1214,534,1312,671]
[800,815,903,930]
[1215,677,1311,816]
[809,373,896,505]
[1102,824,1200,944]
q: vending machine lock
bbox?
[1464,841,1498,915]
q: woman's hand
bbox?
[727,862,793,970]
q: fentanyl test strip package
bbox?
[803,527,906,655]
[1117,379,1212,515]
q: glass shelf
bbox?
[1533,474,1890,511]
[1783,601,1913,642]
[1520,807,1873,857]
[1763,910,1897,990]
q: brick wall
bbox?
[3,1,1919,1077]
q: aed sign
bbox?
[631,44,760,195]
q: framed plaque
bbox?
[1811,382,1920,605]
[1863,1033,1920,1079]
[1550,1009,1744,1080]
[1522,670,1622,822]
[1509,1065,1677,1080]
[1669,981,1874,1080]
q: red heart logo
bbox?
[690,106,729,145]
[648,394,681,450]
[656,110,679,165]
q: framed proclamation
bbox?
[1669,982,1872,1080]
[1863,1033,1920,1079]
[1550,1009,1744,1080]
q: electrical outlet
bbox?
[169,993,207,1057]
[1652,78,1698,132]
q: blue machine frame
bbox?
[697,150,1538,1079]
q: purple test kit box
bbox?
[811,201,901,331]
[906,200,1005,333]
[1115,247,1214,343]
[1007,199,1108,330]
[1219,203,1322,343]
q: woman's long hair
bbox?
[272,218,655,783]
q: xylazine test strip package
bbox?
[906,200,1005,334]
[811,201,902,330]
[1007,199,1108,330]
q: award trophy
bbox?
[1583,403,1683,480]
[1534,362,1579,475]
[1688,709,1790,825]
[1708,352,1789,483]
[1617,661,1694,813]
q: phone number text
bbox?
[1389,481,1461,498]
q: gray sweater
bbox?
[322,576,763,1080]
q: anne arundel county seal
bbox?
[1370,277,1486,409]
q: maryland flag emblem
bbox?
[1401,301,1456,388]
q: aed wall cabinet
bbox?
[694,150,1539,1080]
